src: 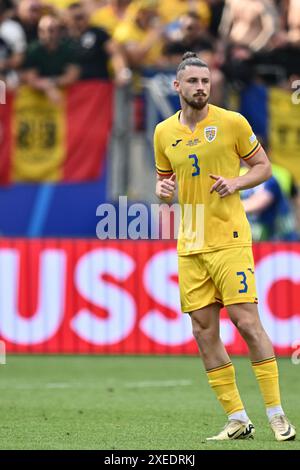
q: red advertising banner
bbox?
[0,239,299,355]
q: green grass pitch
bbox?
[0,355,299,450]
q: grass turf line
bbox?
[0,356,299,450]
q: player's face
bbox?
[174,66,211,110]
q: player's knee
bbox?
[235,317,262,342]
[192,323,218,345]
[192,324,201,343]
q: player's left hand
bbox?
[209,174,239,197]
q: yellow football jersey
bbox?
[154,105,261,255]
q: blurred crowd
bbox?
[1,0,300,98]
[1,0,300,240]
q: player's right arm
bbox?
[154,124,175,202]
[156,173,176,202]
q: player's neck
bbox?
[179,104,209,132]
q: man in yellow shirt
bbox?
[154,51,296,441]
[90,0,131,35]
[113,0,164,68]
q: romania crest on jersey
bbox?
[204,126,217,142]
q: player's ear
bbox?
[174,79,180,92]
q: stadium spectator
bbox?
[64,2,131,84]
[163,12,225,105]
[241,165,299,241]
[14,0,44,45]
[164,11,214,56]
[252,0,300,81]
[63,1,132,201]
[285,0,300,44]
[90,0,132,35]
[0,1,27,68]
[0,1,27,88]
[219,0,279,52]
[207,0,225,37]
[22,14,80,103]
[272,161,300,238]
[111,0,167,201]
[113,0,166,68]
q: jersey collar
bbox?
[175,105,212,134]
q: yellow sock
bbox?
[251,356,281,407]
[206,362,245,415]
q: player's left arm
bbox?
[236,146,272,190]
[210,147,272,197]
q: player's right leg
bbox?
[178,253,254,440]
[190,305,254,440]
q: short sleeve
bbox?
[154,125,173,177]
[235,113,261,160]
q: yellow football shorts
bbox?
[178,246,258,313]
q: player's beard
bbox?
[181,92,209,110]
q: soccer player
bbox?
[153,51,296,441]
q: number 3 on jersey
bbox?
[189,154,200,176]
[236,271,248,293]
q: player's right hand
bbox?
[156,173,176,201]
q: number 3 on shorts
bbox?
[188,154,200,176]
[236,271,248,293]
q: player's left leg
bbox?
[205,246,296,441]
[226,302,296,441]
